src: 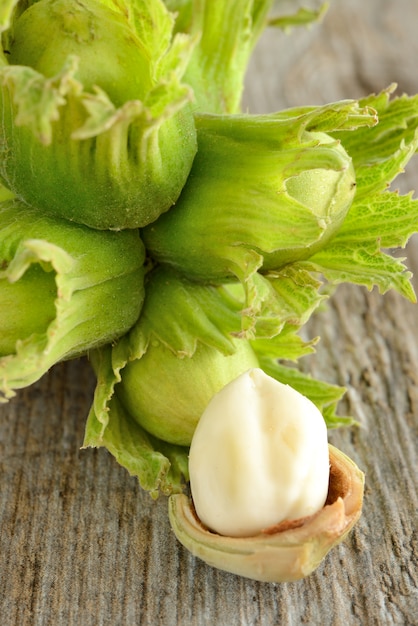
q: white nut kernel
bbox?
[189,368,330,537]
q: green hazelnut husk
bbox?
[114,266,259,446]
[0,198,145,400]
[143,113,356,282]
[116,337,259,446]
[0,0,197,230]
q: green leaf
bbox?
[331,87,418,196]
[333,190,418,249]
[303,189,418,301]
[251,325,318,363]
[242,265,326,338]
[304,244,416,302]
[84,390,189,498]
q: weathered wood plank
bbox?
[1,1,418,624]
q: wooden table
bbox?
[1,1,418,623]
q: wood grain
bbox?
[1,1,418,624]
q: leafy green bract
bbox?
[0,199,145,401]
[0,0,197,229]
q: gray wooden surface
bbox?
[1,0,418,624]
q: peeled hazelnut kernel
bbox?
[189,368,330,537]
[168,444,365,582]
